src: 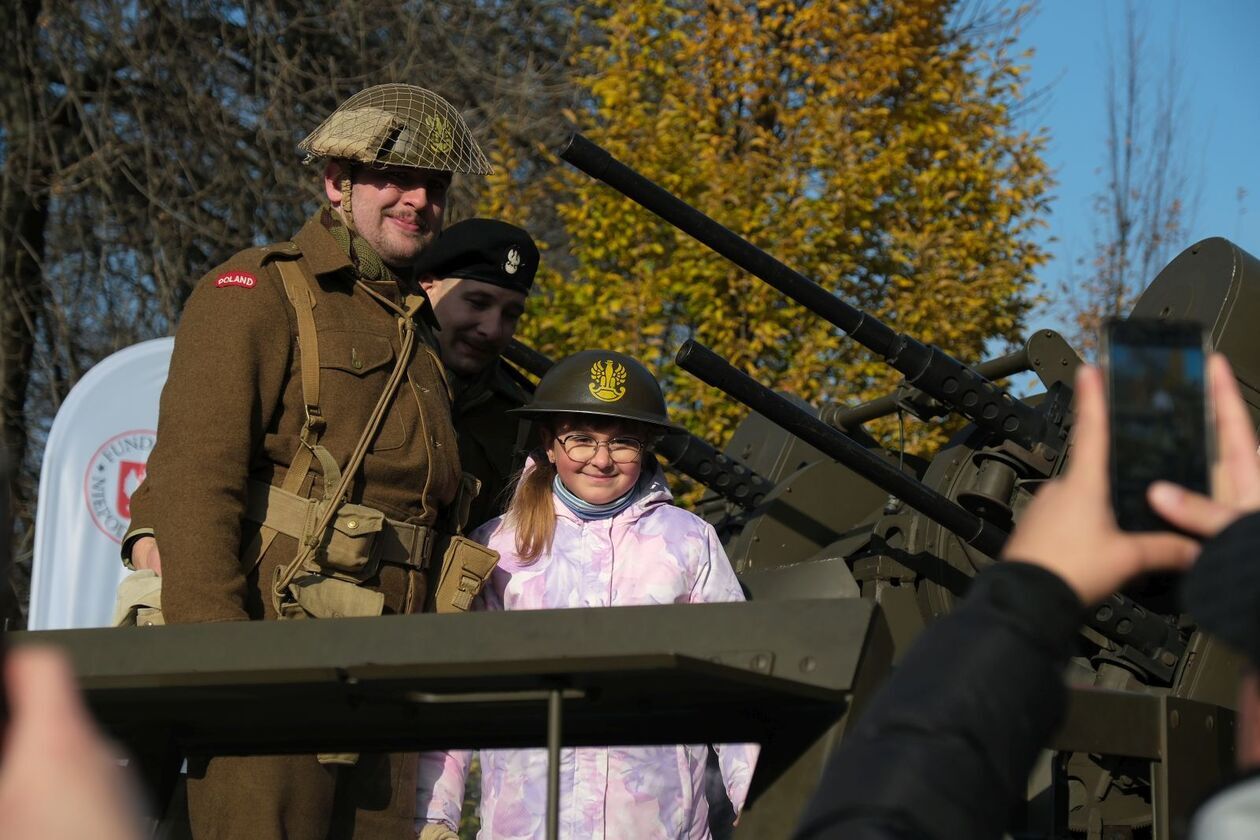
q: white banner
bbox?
[29,337,174,630]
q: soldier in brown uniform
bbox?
[127,219,542,563]
[124,84,494,840]
[415,218,540,529]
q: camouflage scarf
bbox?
[319,204,393,285]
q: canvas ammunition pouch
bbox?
[245,480,437,584]
[278,574,385,622]
[247,476,497,614]
[112,569,165,628]
[432,534,500,613]
[425,472,499,613]
[319,502,386,576]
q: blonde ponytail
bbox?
[506,452,558,564]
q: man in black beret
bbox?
[417,218,539,529]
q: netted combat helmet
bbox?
[299,83,492,175]
[510,350,686,434]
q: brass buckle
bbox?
[301,407,326,443]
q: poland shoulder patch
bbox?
[215,271,257,289]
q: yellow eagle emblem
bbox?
[588,360,627,402]
[423,114,454,154]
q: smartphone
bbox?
[1102,318,1212,532]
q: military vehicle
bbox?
[11,134,1260,840]
[553,132,1258,839]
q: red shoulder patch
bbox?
[215,271,257,289]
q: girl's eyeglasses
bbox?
[556,433,645,464]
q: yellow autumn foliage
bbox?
[479,0,1051,460]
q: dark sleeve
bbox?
[1183,510,1260,659]
[141,260,293,622]
[793,562,1084,840]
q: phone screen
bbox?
[1105,318,1211,532]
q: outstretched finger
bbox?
[1209,354,1260,503]
[1065,365,1110,489]
[1147,481,1237,539]
[1124,530,1200,575]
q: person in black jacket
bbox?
[793,354,1260,840]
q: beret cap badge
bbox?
[415,218,539,294]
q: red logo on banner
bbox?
[84,430,157,543]
[215,272,257,289]
[116,461,147,519]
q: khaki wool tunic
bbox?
[130,212,461,624]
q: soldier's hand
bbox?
[130,536,162,575]
[1147,353,1260,536]
[0,646,145,840]
[417,823,460,840]
[1002,364,1199,605]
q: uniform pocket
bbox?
[320,329,394,376]
[317,502,386,578]
[317,329,405,451]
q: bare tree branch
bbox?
[1058,0,1196,355]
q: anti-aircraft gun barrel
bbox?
[820,347,1033,430]
[676,339,1009,557]
[559,132,1066,462]
[501,339,555,383]
[677,339,1185,682]
[502,339,775,508]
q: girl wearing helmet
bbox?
[416,350,757,839]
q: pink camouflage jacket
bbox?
[416,466,759,839]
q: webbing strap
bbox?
[271,294,422,612]
[276,260,324,453]
[241,259,327,573]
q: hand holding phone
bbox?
[1102,318,1213,532]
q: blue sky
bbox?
[1012,0,1259,335]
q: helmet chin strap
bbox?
[333,162,426,284]
[339,172,355,231]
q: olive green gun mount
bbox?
[560,131,1259,839]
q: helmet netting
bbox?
[299,83,492,175]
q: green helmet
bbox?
[299,83,492,175]
[510,350,686,434]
